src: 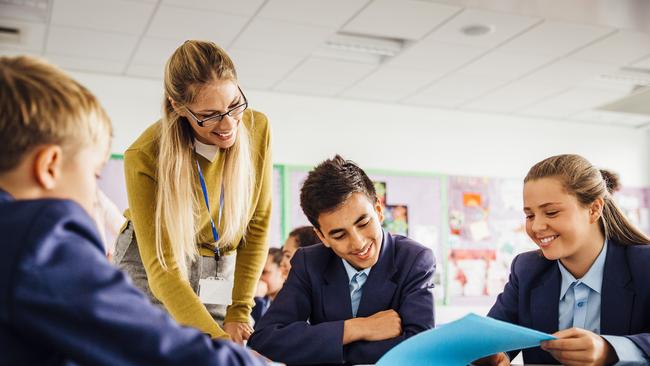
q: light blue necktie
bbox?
[350,272,367,318]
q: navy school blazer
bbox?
[248,231,436,365]
[488,240,650,364]
[0,190,263,366]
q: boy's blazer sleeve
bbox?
[11,201,264,366]
[248,249,346,365]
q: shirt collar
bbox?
[194,139,219,162]
[558,239,608,300]
[341,258,372,284]
[0,188,13,203]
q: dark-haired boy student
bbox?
[0,55,266,366]
[249,155,436,365]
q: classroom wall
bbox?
[70,71,650,186]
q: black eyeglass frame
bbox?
[184,86,248,128]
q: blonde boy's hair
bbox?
[0,56,112,173]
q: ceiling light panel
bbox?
[147,5,249,45]
[51,0,155,34]
[343,0,460,40]
[258,0,369,28]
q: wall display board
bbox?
[288,167,445,301]
[615,187,650,236]
[446,176,535,303]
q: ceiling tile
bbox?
[463,81,567,113]
[342,67,436,101]
[274,81,346,97]
[427,8,540,49]
[162,0,264,16]
[259,0,369,28]
[0,17,46,52]
[631,54,650,69]
[571,30,650,65]
[519,59,616,89]
[147,5,249,45]
[232,19,333,56]
[51,0,155,34]
[45,54,126,74]
[229,47,304,87]
[415,73,506,100]
[570,110,649,127]
[458,50,552,80]
[282,57,376,86]
[343,0,460,40]
[387,41,484,73]
[519,87,628,118]
[46,26,138,62]
[125,63,164,79]
[130,37,181,67]
[499,20,614,57]
[405,95,466,109]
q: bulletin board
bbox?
[615,187,650,236]
[446,176,535,303]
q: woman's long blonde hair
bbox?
[155,40,254,278]
[525,154,650,246]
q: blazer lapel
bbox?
[322,253,353,321]
[531,264,561,334]
[601,242,634,335]
[356,231,398,318]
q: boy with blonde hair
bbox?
[0,56,265,366]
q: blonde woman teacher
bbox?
[113,40,271,344]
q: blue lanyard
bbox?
[196,160,224,258]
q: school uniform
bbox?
[488,240,650,364]
[248,230,436,365]
[0,189,263,366]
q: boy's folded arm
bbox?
[12,202,263,366]
[249,249,346,364]
[344,247,437,364]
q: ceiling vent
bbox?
[0,25,21,44]
[596,67,650,116]
[314,33,406,65]
[0,0,50,22]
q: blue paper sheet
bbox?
[376,313,556,366]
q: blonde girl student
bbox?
[479,154,650,366]
[113,40,271,344]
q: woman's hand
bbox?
[541,328,617,366]
[471,352,510,366]
[223,321,254,345]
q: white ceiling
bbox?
[2,0,650,128]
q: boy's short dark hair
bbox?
[287,226,320,248]
[268,247,283,266]
[300,155,376,230]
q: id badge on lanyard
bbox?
[195,159,233,305]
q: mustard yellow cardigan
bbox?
[123,110,271,338]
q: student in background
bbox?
[93,188,126,260]
[249,155,436,365]
[280,225,320,277]
[0,55,265,366]
[478,154,650,365]
[114,40,271,344]
[251,248,284,324]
